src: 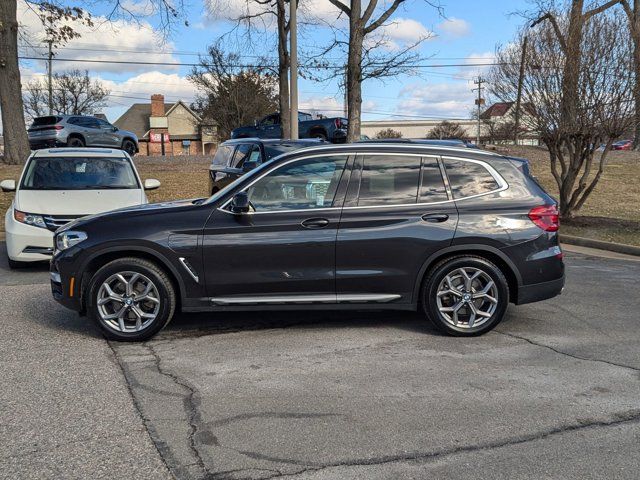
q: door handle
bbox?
[421,213,449,223]
[301,218,330,229]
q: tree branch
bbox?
[327,0,351,16]
[531,12,567,53]
[365,0,405,34]
[584,0,622,20]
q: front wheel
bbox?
[87,257,176,341]
[422,256,509,336]
[122,139,137,156]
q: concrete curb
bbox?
[560,234,640,257]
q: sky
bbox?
[16,0,530,125]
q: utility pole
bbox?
[46,38,53,115]
[514,35,528,146]
[289,0,298,139]
[472,76,486,145]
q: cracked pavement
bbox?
[1,245,640,479]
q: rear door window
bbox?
[357,155,421,206]
[231,144,253,168]
[419,157,448,202]
[211,145,234,168]
[443,159,500,199]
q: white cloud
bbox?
[437,17,470,38]
[102,72,196,103]
[379,18,433,44]
[17,3,179,74]
[396,81,476,118]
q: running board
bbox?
[209,294,401,306]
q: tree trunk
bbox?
[276,0,290,139]
[0,0,30,165]
[560,0,585,134]
[346,0,363,143]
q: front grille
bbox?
[43,215,85,232]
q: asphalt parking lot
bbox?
[1,244,639,479]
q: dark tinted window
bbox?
[67,117,81,125]
[420,158,448,202]
[246,155,347,211]
[444,159,500,199]
[212,145,234,167]
[264,143,313,160]
[30,116,61,128]
[232,144,254,167]
[21,156,138,190]
[358,155,421,206]
[97,119,113,130]
[73,117,99,129]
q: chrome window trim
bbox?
[210,293,401,305]
[219,152,508,215]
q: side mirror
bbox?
[230,191,250,214]
[0,180,16,192]
[242,160,259,173]
[144,179,161,190]
[112,126,118,132]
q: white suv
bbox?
[1,148,160,268]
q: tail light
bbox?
[334,118,345,129]
[528,205,559,232]
[30,125,63,132]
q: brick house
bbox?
[114,94,218,156]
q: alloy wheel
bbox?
[96,271,160,333]
[435,267,498,329]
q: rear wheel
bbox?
[422,255,509,336]
[87,257,176,341]
[67,136,85,148]
[122,139,136,155]
[312,131,327,141]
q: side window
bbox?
[232,144,253,168]
[212,145,234,167]
[357,155,421,206]
[444,159,500,199]
[245,155,347,211]
[420,157,448,202]
[67,117,80,125]
[261,114,279,126]
[78,117,99,129]
[97,119,113,130]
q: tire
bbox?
[312,132,327,141]
[67,136,85,148]
[7,256,26,269]
[86,257,176,341]
[422,255,509,336]
[122,139,137,156]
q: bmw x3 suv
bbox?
[28,115,139,155]
[50,143,564,341]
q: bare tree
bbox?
[620,0,640,150]
[375,128,402,138]
[1,1,91,164]
[490,7,633,218]
[189,45,278,140]
[323,0,441,142]
[24,69,109,120]
[427,120,467,140]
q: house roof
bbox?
[480,102,514,120]
[114,102,175,138]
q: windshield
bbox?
[21,156,140,190]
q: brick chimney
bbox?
[150,94,165,117]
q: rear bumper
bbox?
[515,274,565,305]
[29,138,66,149]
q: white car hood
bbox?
[16,189,145,215]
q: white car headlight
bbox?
[56,231,88,251]
[14,209,47,229]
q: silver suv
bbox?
[28,115,139,155]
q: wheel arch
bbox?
[412,244,522,306]
[66,132,85,144]
[309,126,328,138]
[78,246,185,313]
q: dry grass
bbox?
[1,148,639,246]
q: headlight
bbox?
[14,209,47,229]
[56,231,88,251]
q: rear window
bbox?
[212,145,234,167]
[443,159,500,199]
[30,116,62,128]
[20,156,139,190]
[358,155,421,206]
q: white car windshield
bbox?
[21,156,139,190]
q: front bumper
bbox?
[5,213,54,262]
[50,250,84,312]
[516,274,565,305]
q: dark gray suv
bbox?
[51,143,564,341]
[28,115,139,155]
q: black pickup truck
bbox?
[230,112,348,143]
